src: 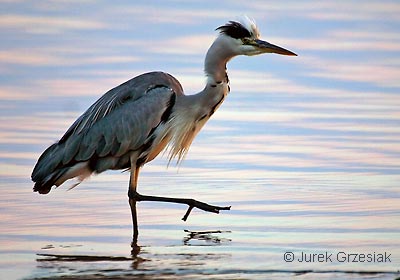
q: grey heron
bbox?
[31,16,296,243]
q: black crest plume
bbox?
[216,21,252,39]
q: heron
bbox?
[31,16,296,244]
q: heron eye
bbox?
[242,38,252,45]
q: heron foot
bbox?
[128,190,231,221]
[130,241,140,256]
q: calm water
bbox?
[1,1,400,279]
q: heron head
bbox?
[216,16,297,57]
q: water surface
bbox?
[1,1,399,279]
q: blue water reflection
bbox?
[1,1,399,279]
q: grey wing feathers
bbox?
[79,87,174,160]
[60,71,182,142]
[31,71,183,193]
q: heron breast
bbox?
[145,132,172,163]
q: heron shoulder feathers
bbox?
[31,72,182,190]
[59,71,183,143]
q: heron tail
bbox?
[32,138,94,194]
[31,143,64,194]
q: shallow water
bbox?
[1,1,400,279]
[1,110,399,279]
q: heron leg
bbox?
[128,166,140,250]
[128,190,231,221]
[127,163,230,247]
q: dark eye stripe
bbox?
[216,21,252,39]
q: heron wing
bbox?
[32,71,182,187]
[60,71,183,142]
[73,85,175,162]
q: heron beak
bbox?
[254,39,297,56]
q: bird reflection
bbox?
[183,229,231,245]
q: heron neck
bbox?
[204,37,235,83]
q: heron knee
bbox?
[128,189,142,201]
